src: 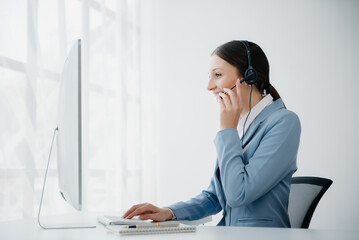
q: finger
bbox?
[218,92,231,109]
[223,88,238,108]
[126,206,150,219]
[122,204,141,218]
[126,204,158,219]
[122,203,147,218]
[223,87,238,109]
[236,79,241,96]
[217,95,226,109]
[123,203,145,218]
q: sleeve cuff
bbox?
[167,208,177,220]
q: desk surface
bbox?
[0,214,358,240]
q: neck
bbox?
[239,90,264,119]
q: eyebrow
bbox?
[208,68,223,74]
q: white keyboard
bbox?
[97,215,151,225]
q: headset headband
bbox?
[239,40,257,85]
[241,40,252,68]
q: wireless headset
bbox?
[239,40,258,85]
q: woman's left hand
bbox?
[218,79,241,130]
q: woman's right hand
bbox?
[122,202,174,222]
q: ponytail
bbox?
[267,85,280,101]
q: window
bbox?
[0,0,158,221]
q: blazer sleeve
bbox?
[167,176,222,220]
[214,111,301,208]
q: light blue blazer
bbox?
[168,98,301,227]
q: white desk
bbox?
[0,214,358,240]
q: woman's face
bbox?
[207,54,241,98]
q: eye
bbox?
[215,73,222,78]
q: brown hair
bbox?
[211,40,281,101]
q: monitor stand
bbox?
[37,127,96,229]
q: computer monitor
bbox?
[57,39,82,211]
[38,39,94,229]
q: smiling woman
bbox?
[123,40,301,228]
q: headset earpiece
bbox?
[243,66,258,85]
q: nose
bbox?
[207,77,216,91]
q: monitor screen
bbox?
[57,39,82,211]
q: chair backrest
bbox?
[288,176,332,228]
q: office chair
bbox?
[288,176,333,228]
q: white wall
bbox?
[155,0,359,229]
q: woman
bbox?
[123,40,301,228]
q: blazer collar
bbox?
[242,98,285,147]
[253,98,285,124]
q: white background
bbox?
[154,0,359,229]
[1,0,358,230]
